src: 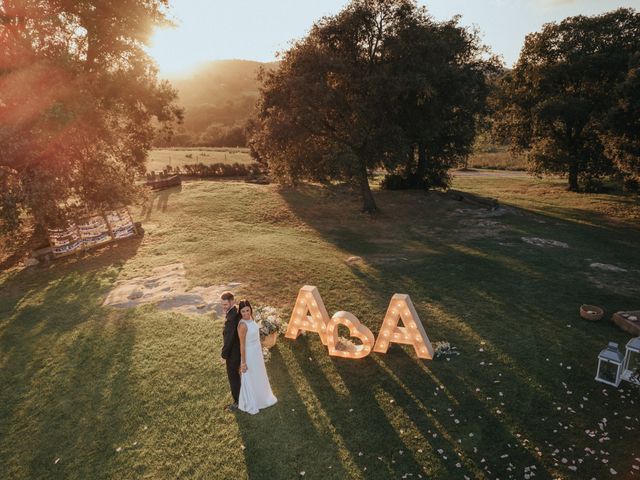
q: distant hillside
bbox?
[157,59,278,147]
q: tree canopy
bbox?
[249,0,497,213]
[0,0,182,232]
[494,8,640,191]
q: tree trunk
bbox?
[568,160,579,191]
[358,160,377,214]
[403,143,427,189]
[566,127,580,192]
[404,144,417,177]
[416,142,427,178]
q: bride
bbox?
[237,299,278,414]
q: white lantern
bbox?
[595,342,624,387]
[622,337,640,384]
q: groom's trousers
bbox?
[226,360,241,403]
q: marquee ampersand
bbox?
[326,311,375,359]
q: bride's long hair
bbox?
[237,299,253,320]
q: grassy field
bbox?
[147,148,254,173]
[468,149,528,171]
[148,147,527,174]
[1,174,640,479]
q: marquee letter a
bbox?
[373,294,433,359]
[285,285,330,345]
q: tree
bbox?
[0,0,182,233]
[249,0,420,213]
[495,8,640,191]
[249,0,497,211]
[385,15,498,189]
[198,124,246,147]
[601,52,640,185]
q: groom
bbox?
[220,291,241,411]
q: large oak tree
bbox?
[250,0,416,213]
[601,51,640,184]
[249,0,496,212]
[495,8,640,191]
[386,15,498,189]
[0,0,182,233]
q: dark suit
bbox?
[221,305,241,403]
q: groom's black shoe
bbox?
[225,402,238,412]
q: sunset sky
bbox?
[148,0,640,76]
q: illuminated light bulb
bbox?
[415,335,421,341]
[394,333,400,338]
[383,332,389,337]
[386,320,394,326]
[312,301,317,307]
[297,308,303,314]
[321,325,326,330]
[391,309,397,314]
[405,311,410,316]
[316,313,321,318]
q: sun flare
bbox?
[148,25,209,77]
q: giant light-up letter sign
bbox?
[285,286,433,360]
[285,285,331,345]
[326,311,375,359]
[374,293,434,360]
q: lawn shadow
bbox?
[141,184,183,220]
[0,233,143,297]
[282,334,553,479]
[234,346,352,479]
[0,265,140,479]
[275,181,640,477]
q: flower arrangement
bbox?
[433,341,460,359]
[253,305,287,339]
[253,306,287,360]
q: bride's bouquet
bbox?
[253,306,287,360]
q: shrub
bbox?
[623,176,639,193]
[380,174,411,190]
[180,162,264,178]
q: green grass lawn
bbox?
[468,151,528,171]
[147,148,253,173]
[1,175,639,479]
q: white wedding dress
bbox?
[238,319,278,414]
